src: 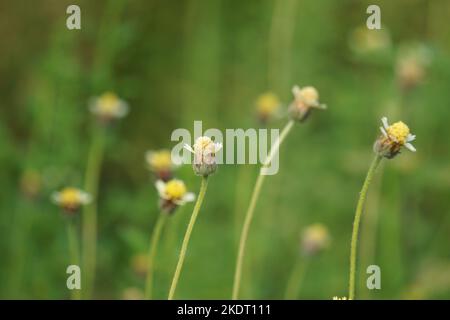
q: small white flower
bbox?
[155,179,195,213]
[52,187,92,213]
[289,85,326,122]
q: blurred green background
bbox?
[1,0,450,299]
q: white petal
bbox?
[155,180,166,198]
[405,143,416,152]
[380,127,388,137]
[79,192,92,205]
[381,117,389,130]
[316,103,327,110]
[51,192,61,204]
[182,192,196,203]
[184,144,195,154]
[407,134,416,142]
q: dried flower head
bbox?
[89,92,129,123]
[288,85,326,122]
[184,136,222,176]
[374,117,416,159]
[333,296,348,300]
[146,149,179,181]
[51,187,91,213]
[155,179,195,214]
[255,92,281,124]
[301,223,330,256]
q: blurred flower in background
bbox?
[396,44,432,92]
[288,85,327,122]
[301,223,330,256]
[255,92,281,124]
[146,149,179,181]
[51,187,92,213]
[20,169,42,200]
[89,92,129,124]
[348,25,391,55]
[131,253,148,278]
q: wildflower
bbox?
[146,149,179,181]
[349,25,391,55]
[333,296,348,300]
[301,223,330,256]
[396,45,430,92]
[20,169,42,199]
[131,253,148,277]
[122,287,144,300]
[184,136,222,177]
[52,187,91,213]
[255,92,281,124]
[374,117,416,159]
[89,91,129,123]
[155,179,195,214]
[288,85,326,122]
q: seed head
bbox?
[155,179,195,214]
[184,136,222,177]
[288,85,326,122]
[374,117,416,159]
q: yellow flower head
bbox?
[374,117,416,159]
[155,179,195,213]
[90,91,129,122]
[52,187,91,212]
[289,85,326,122]
[301,223,330,255]
[146,149,179,181]
[185,136,222,176]
[256,92,281,123]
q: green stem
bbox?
[144,213,167,299]
[82,127,105,299]
[168,176,209,300]
[67,219,81,300]
[284,257,308,300]
[232,120,295,300]
[348,155,382,300]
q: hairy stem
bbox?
[168,176,209,300]
[349,155,382,300]
[144,213,167,299]
[232,120,295,300]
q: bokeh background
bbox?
[1,0,450,299]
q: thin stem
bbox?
[168,176,209,300]
[348,155,382,300]
[144,213,167,299]
[232,120,295,300]
[284,257,308,300]
[82,127,105,299]
[67,219,81,300]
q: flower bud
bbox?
[288,85,326,122]
[184,136,222,177]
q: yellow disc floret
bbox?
[164,180,187,200]
[387,121,410,145]
[98,92,120,114]
[59,188,82,207]
[256,93,280,116]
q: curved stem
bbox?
[348,155,382,300]
[284,257,308,300]
[232,120,295,300]
[144,213,167,299]
[67,220,81,300]
[82,127,105,299]
[168,176,209,300]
